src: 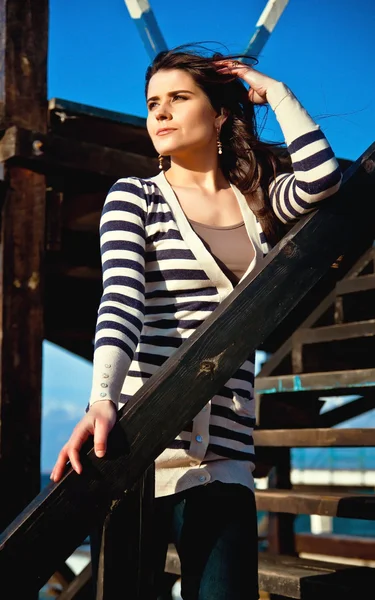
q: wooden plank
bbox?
[253,428,375,447]
[295,533,375,561]
[336,274,375,295]
[258,553,375,599]
[293,321,375,345]
[0,143,374,594]
[0,0,48,132]
[255,489,375,519]
[256,367,375,395]
[0,125,158,178]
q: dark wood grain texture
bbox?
[0,144,374,593]
[0,0,48,131]
[0,167,46,533]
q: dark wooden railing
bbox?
[0,143,374,596]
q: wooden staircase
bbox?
[253,244,375,591]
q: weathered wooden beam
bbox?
[0,167,46,533]
[0,143,374,593]
[0,1,48,131]
[253,427,375,447]
[0,126,158,178]
[0,0,48,543]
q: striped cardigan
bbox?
[89,82,342,497]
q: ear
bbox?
[214,107,229,130]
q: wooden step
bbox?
[253,428,375,447]
[255,489,375,519]
[256,367,375,395]
[165,546,375,599]
[292,321,375,372]
[258,553,375,599]
[296,533,375,561]
[336,274,375,295]
[293,320,375,344]
[335,281,375,324]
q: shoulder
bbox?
[108,174,166,204]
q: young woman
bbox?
[51,48,342,599]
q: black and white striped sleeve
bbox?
[266,82,342,224]
[89,178,148,408]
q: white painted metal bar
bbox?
[124,0,167,59]
[244,0,289,60]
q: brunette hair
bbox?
[145,46,286,246]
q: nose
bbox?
[154,101,172,122]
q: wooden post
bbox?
[0,0,48,534]
[92,466,155,600]
[267,448,296,556]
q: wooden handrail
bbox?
[0,143,374,593]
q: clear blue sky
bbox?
[42,0,375,472]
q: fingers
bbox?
[50,447,70,482]
[93,415,113,458]
[50,420,93,482]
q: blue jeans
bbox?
[153,481,259,600]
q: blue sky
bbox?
[42,1,375,472]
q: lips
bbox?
[156,128,177,136]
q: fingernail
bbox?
[96,450,105,458]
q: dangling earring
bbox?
[217,130,223,155]
[158,154,164,170]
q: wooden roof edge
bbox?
[48,98,147,129]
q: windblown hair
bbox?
[145,45,286,246]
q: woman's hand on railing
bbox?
[50,400,117,482]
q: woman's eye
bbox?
[148,102,157,110]
[173,95,186,101]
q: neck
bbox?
[165,149,228,194]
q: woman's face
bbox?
[146,69,221,159]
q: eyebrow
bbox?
[147,89,194,103]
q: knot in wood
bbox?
[198,349,226,377]
[281,240,298,258]
[200,360,216,375]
